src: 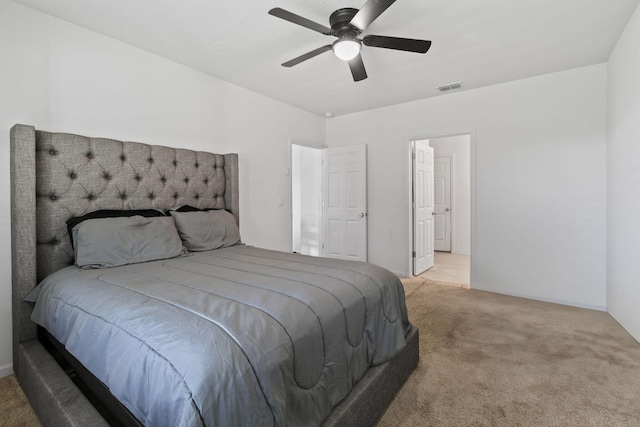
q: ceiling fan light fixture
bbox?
[332,37,361,61]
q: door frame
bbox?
[405,131,476,282]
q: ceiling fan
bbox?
[268,0,432,82]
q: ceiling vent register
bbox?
[437,82,463,92]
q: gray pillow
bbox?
[169,210,241,251]
[71,216,187,268]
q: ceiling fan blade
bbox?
[350,0,396,31]
[268,8,333,35]
[282,45,332,67]
[363,35,432,53]
[348,54,368,82]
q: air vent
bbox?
[437,81,463,92]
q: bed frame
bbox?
[10,124,418,426]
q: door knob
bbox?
[359,212,367,218]
[445,208,450,212]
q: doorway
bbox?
[291,143,368,261]
[291,143,322,256]
[410,133,472,283]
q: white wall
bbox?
[427,134,471,256]
[0,1,325,376]
[607,3,640,342]
[327,64,608,310]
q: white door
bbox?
[413,141,434,275]
[322,145,367,261]
[434,156,452,252]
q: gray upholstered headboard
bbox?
[10,124,239,368]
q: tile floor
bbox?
[419,251,470,287]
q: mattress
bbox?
[30,245,410,427]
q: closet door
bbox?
[322,145,367,262]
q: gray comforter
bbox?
[30,245,410,427]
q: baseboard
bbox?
[0,363,14,378]
[471,286,607,312]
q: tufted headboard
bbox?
[10,124,239,364]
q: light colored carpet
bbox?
[0,375,40,427]
[378,277,640,426]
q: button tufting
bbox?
[183,177,190,184]
[49,194,58,201]
[49,238,60,246]
[148,157,154,164]
[86,193,96,201]
[160,176,167,184]
[194,162,199,168]
[173,193,179,200]
[148,192,156,200]
[119,192,127,201]
[69,171,77,180]
[86,151,94,159]
[48,148,58,156]
[172,160,178,167]
[120,154,127,162]
[135,174,143,182]
[103,172,112,181]
[194,194,200,200]
[203,178,209,185]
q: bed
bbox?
[10,124,419,426]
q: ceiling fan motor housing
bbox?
[329,8,362,37]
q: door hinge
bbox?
[412,251,416,258]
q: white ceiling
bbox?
[12,0,640,117]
